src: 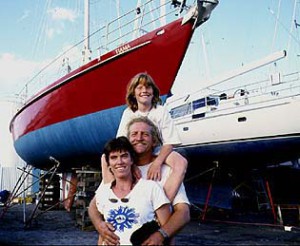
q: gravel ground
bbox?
[0,204,299,245]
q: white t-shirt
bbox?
[138,163,190,206]
[116,105,181,146]
[95,179,169,245]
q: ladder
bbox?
[252,175,277,223]
[253,177,270,210]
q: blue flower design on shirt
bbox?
[107,206,139,232]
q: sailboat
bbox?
[9,0,219,171]
[168,50,300,170]
[167,0,300,171]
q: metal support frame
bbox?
[0,164,33,220]
[0,157,78,228]
[184,161,219,221]
[276,204,300,225]
[201,161,218,221]
[264,179,277,224]
[25,157,61,227]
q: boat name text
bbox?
[115,44,131,55]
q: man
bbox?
[89,117,190,245]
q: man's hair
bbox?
[103,136,137,165]
[126,73,162,112]
[126,117,162,147]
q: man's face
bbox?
[128,122,154,155]
[108,150,133,178]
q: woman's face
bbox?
[108,150,133,179]
[134,83,154,106]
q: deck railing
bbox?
[16,0,190,106]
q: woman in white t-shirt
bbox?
[96,137,171,245]
[102,73,187,202]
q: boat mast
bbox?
[83,0,91,64]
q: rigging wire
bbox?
[268,2,300,48]
[270,0,281,53]
[287,0,298,53]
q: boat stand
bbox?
[187,162,279,224]
[201,161,218,221]
[184,161,219,221]
[0,164,33,221]
[25,157,61,227]
[0,157,73,228]
[264,179,277,223]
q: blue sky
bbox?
[0,0,298,98]
[0,0,299,166]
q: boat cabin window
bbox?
[192,96,219,111]
[170,103,191,119]
[192,98,206,110]
[207,96,219,106]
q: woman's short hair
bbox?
[103,136,137,165]
[126,73,162,112]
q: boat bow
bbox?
[10,0,218,170]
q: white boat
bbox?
[167,49,300,169]
[164,0,300,171]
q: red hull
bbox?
[10,19,194,141]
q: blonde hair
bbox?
[126,73,162,112]
[126,117,162,147]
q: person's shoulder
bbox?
[95,182,110,196]
[154,104,164,111]
[138,178,159,188]
[139,178,155,185]
[123,107,133,115]
[99,182,110,189]
[149,105,165,119]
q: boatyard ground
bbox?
[0,204,299,245]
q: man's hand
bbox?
[98,221,120,245]
[101,154,115,184]
[147,159,162,181]
[141,231,165,245]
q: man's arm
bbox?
[141,203,172,245]
[88,196,120,245]
[160,203,190,238]
[142,203,190,244]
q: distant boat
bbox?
[168,49,300,170]
[9,0,219,170]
